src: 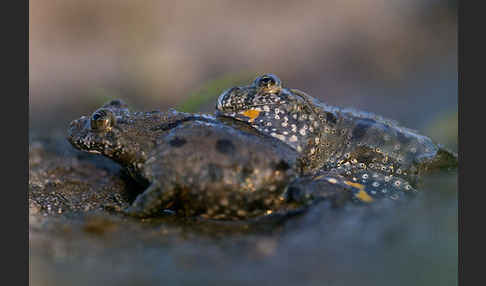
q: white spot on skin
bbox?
[315,137,320,144]
[296,145,303,152]
[281,122,288,127]
[270,133,285,141]
[289,135,298,142]
[372,182,380,187]
[299,128,306,136]
[362,174,369,179]
[327,178,338,184]
[266,122,272,127]
[263,106,270,112]
[275,115,280,120]
[291,124,297,133]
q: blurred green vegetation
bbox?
[176,72,258,113]
[425,110,458,152]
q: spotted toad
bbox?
[68,100,355,219]
[216,74,458,202]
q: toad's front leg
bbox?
[123,180,176,218]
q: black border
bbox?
[459,1,483,285]
[457,1,461,285]
[6,0,28,285]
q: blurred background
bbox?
[29,0,457,150]
[29,1,458,285]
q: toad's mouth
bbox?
[216,108,269,124]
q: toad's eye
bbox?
[90,108,115,131]
[254,74,282,90]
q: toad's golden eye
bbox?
[90,108,115,131]
[254,74,282,90]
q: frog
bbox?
[67,99,357,220]
[216,74,458,202]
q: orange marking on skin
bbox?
[240,109,261,123]
[313,175,326,181]
[344,181,374,203]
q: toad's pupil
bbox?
[93,113,102,120]
[261,77,274,86]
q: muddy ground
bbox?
[29,129,457,286]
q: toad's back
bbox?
[309,101,444,181]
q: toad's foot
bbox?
[287,170,417,207]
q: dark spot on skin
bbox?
[286,185,303,202]
[353,146,382,164]
[169,137,187,147]
[103,99,128,109]
[240,167,254,181]
[109,100,123,107]
[274,160,290,171]
[352,118,376,140]
[396,132,412,144]
[326,112,337,124]
[207,163,224,182]
[215,139,236,154]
